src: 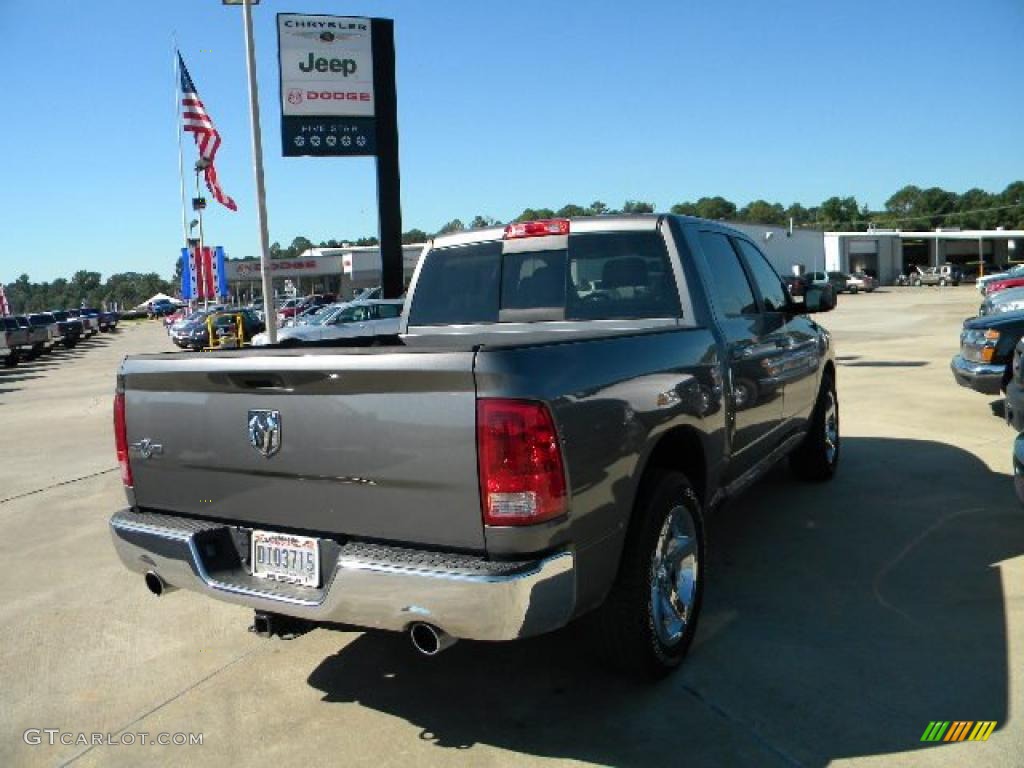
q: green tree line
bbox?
[270,181,1024,258]
[3,271,172,315]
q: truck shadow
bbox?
[307,437,1020,766]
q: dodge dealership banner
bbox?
[278,14,378,157]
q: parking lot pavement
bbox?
[1,291,1021,767]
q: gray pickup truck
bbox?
[110,215,838,678]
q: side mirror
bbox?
[797,284,836,314]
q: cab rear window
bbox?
[408,231,680,326]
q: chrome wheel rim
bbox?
[650,504,699,645]
[824,390,839,465]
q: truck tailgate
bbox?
[121,349,485,551]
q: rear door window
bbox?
[566,232,681,320]
[409,231,681,326]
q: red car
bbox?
[163,308,188,329]
[278,294,337,320]
[985,277,1024,296]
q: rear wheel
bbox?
[913,278,922,287]
[587,470,704,679]
[789,372,839,481]
[850,285,859,294]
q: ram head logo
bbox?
[248,409,282,458]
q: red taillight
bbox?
[503,219,570,240]
[114,392,133,487]
[477,399,567,526]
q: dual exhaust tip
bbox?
[144,571,175,597]
[143,573,457,656]
[409,622,457,656]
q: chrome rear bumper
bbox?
[110,509,576,641]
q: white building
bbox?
[824,229,1024,285]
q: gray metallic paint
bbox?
[115,214,835,633]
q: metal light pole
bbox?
[226,0,276,342]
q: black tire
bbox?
[850,285,858,294]
[789,372,840,481]
[586,470,705,679]
[3,352,17,368]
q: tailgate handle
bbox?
[229,374,288,390]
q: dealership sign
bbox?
[278,14,377,156]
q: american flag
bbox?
[179,52,237,212]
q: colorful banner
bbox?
[201,247,215,299]
[213,246,229,297]
[180,248,194,300]
[180,245,227,300]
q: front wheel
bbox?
[913,278,922,287]
[789,373,840,481]
[586,470,704,679]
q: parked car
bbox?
[80,307,114,332]
[911,265,960,287]
[148,299,178,318]
[979,286,1024,317]
[978,264,1024,295]
[101,310,120,331]
[846,272,877,293]
[0,323,13,367]
[808,271,854,294]
[984,276,1024,296]
[2,316,31,366]
[1004,339,1024,433]
[26,313,61,354]
[252,300,403,346]
[49,310,84,347]
[163,308,188,330]
[110,214,839,679]
[68,308,99,335]
[14,316,48,359]
[950,310,1024,395]
[172,308,265,350]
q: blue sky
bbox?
[1,0,1021,282]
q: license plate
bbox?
[251,530,320,588]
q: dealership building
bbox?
[224,244,425,301]
[725,223,1023,285]
[823,229,1023,284]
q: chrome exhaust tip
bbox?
[409,622,457,656]
[144,571,175,596]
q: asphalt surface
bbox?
[1,290,1021,767]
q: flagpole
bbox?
[173,34,192,316]
[239,0,277,344]
[173,35,189,249]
